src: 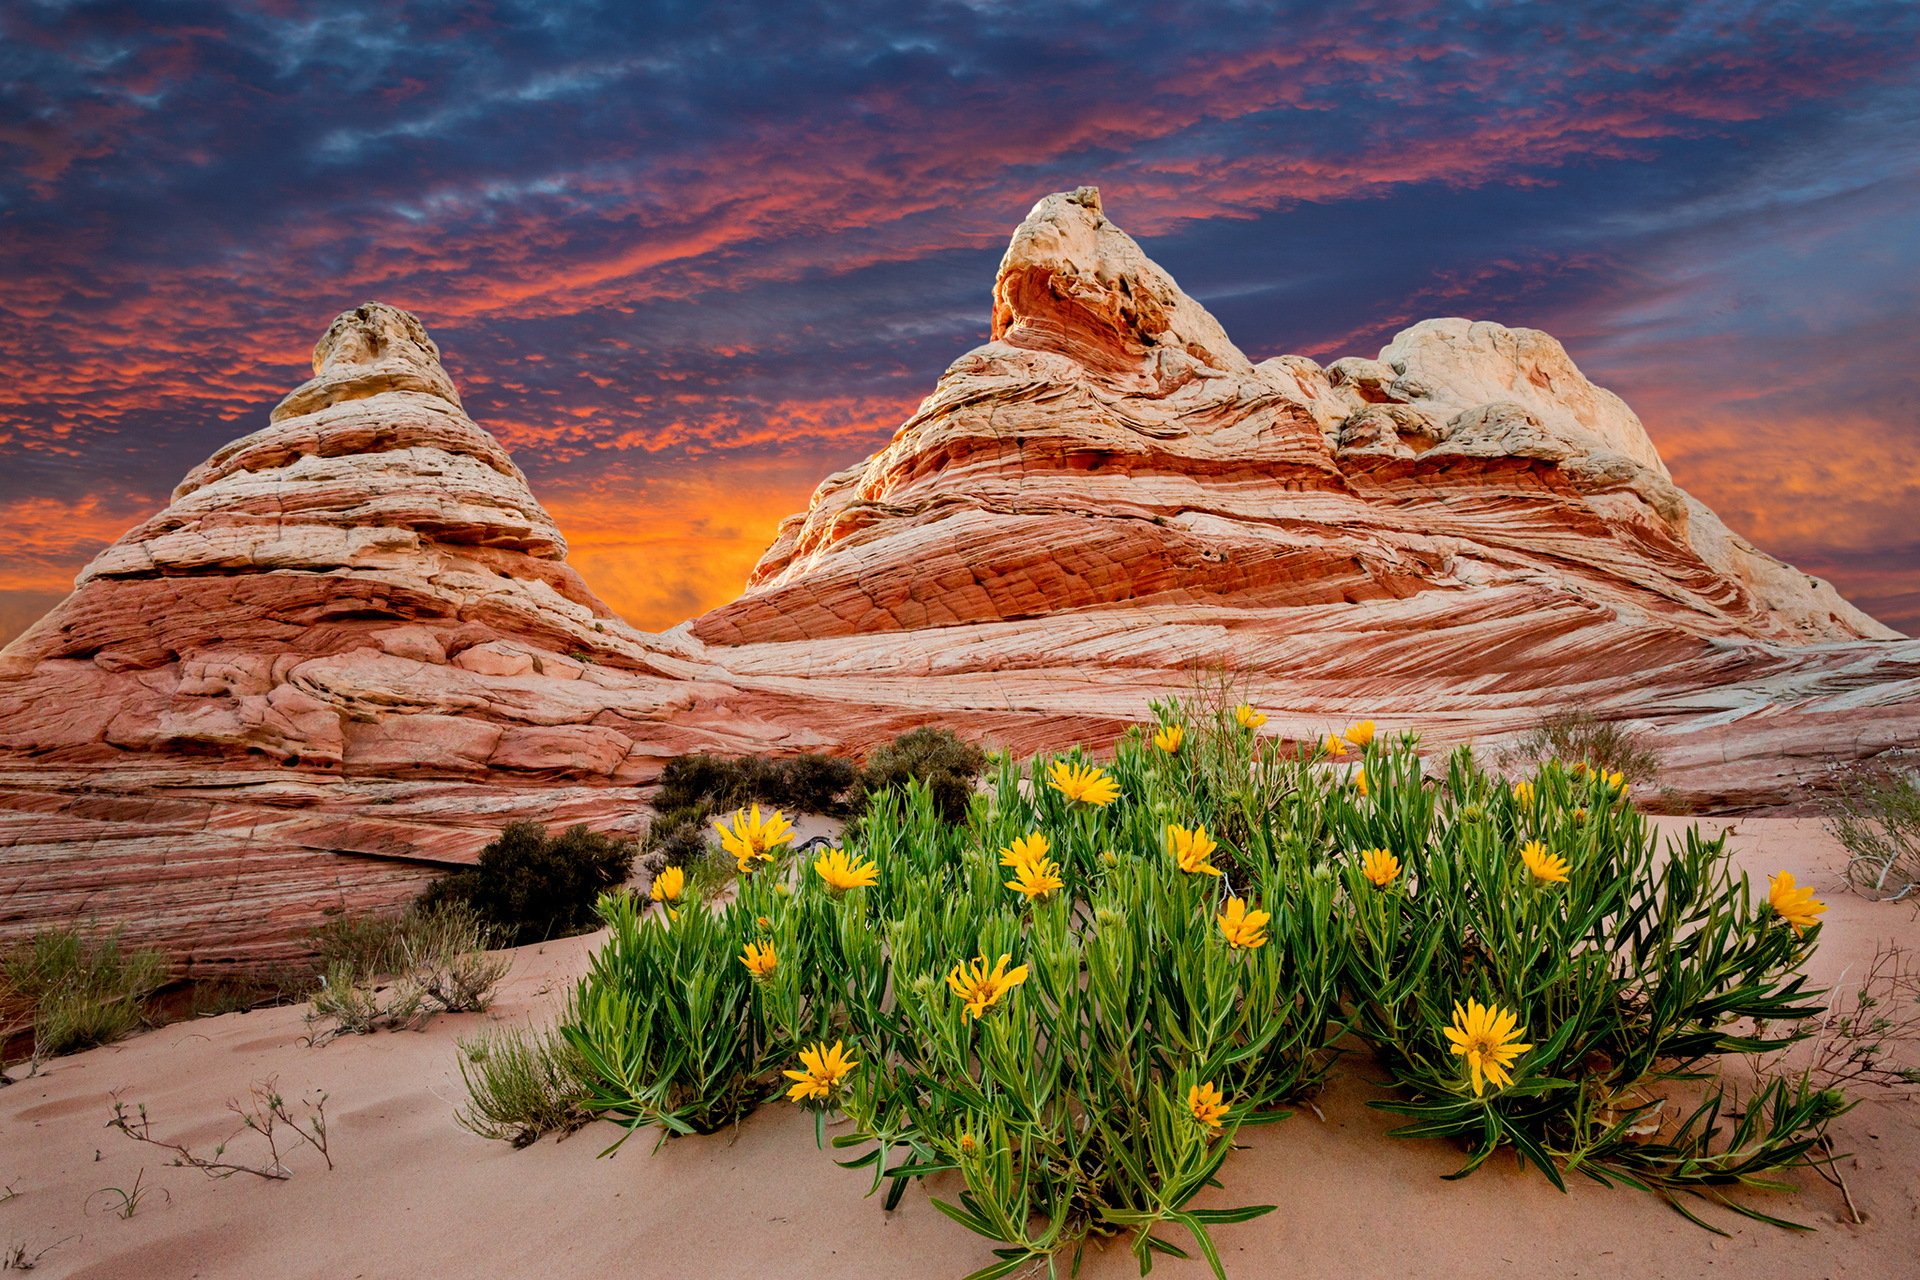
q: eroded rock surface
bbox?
[2,200,1914,968]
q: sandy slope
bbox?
[2,818,1914,1280]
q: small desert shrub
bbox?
[1,927,169,1060]
[654,751,857,817]
[309,961,419,1039]
[310,911,409,974]
[457,1023,594,1146]
[854,725,986,823]
[306,904,505,1042]
[401,903,509,1013]
[427,822,636,946]
[643,802,717,868]
[1500,708,1661,785]
[1824,766,1920,901]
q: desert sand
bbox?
[3,817,1914,1280]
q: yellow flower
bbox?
[1188,1081,1229,1131]
[1353,766,1369,797]
[1153,724,1185,753]
[1216,897,1270,949]
[1767,871,1826,935]
[1520,840,1570,885]
[1234,704,1267,730]
[1005,852,1066,902]
[815,847,880,893]
[1571,807,1589,825]
[1602,769,1626,791]
[1047,760,1120,806]
[999,831,1050,868]
[648,865,684,905]
[712,804,795,874]
[1511,781,1535,808]
[1442,1000,1533,1096]
[1166,823,1222,876]
[756,915,772,929]
[1343,719,1377,747]
[946,953,1030,1018]
[1360,847,1400,888]
[740,939,777,979]
[783,1039,856,1102]
[1321,733,1349,758]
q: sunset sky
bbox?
[2,1,1916,643]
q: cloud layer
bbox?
[3,0,1916,635]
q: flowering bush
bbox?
[554,700,1840,1273]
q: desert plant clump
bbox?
[426,822,637,946]
[1500,708,1662,787]
[305,904,507,1043]
[456,1022,595,1146]
[1822,764,1920,901]
[549,700,1847,1274]
[853,725,987,824]
[0,927,170,1062]
[310,909,410,974]
[653,751,859,819]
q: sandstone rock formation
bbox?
[2,194,1914,969]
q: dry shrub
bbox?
[1500,708,1662,784]
[1,927,169,1062]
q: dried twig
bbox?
[1807,944,1920,1093]
[2,1236,71,1271]
[106,1077,332,1180]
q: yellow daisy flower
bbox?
[946,953,1030,1019]
[1234,704,1267,730]
[649,865,684,904]
[1520,840,1570,885]
[814,847,880,893]
[1767,871,1826,935]
[1216,897,1270,949]
[740,939,777,979]
[998,831,1050,868]
[1442,1000,1533,1096]
[783,1039,856,1102]
[1188,1081,1230,1131]
[1047,760,1120,806]
[712,804,795,874]
[1152,724,1185,753]
[1343,719,1377,747]
[1360,847,1400,888]
[1166,823,1222,876]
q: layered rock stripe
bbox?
[3,190,1915,968]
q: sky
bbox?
[2,0,1916,643]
